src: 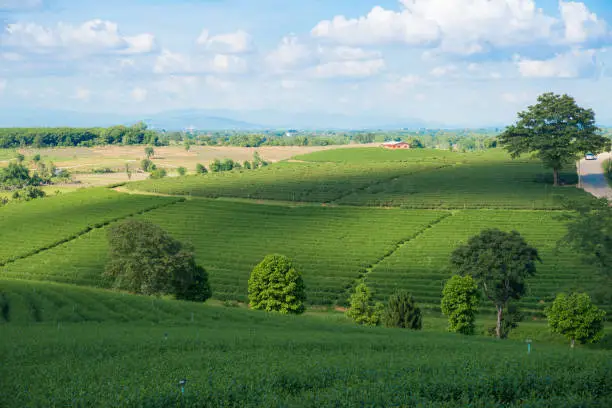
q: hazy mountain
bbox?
[0,107,471,130]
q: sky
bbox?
[1,0,612,127]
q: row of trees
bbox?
[0,122,163,148]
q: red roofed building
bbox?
[382,141,411,149]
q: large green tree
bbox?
[499,93,609,186]
[451,229,541,339]
[546,292,606,348]
[441,275,480,335]
[248,254,306,314]
[346,282,384,326]
[105,220,211,302]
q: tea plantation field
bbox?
[1,199,448,304]
[1,280,611,407]
[0,188,180,265]
[127,148,589,209]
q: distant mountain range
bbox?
[0,107,507,130]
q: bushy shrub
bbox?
[441,275,480,335]
[346,283,383,326]
[12,186,46,201]
[195,163,208,174]
[177,167,187,176]
[383,290,422,330]
[141,158,156,172]
[248,254,306,314]
[149,168,167,179]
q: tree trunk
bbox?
[571,338,575,348]
[496,305,503,339]
[553,168,559,186]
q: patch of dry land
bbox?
[5,144,375,187]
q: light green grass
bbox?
[293,147,508,163]
[1,279,610,407]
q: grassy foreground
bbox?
[1,280,611,407]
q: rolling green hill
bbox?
[126,149,589,209]
[1,280,611,407]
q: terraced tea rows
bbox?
[367,210,608,315]
[336,161,587,209]
[1,199,448,305]
[127,161,444,203]
[127,149,591,209]
[0,188,180,264]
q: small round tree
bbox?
[441,275,480,335]
[383,290,422,330]
[346,282,384,326]
[248,254,306,314]
[144,146,155,159]
[546,292,606,348]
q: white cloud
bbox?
[311,59,385,78]
[559,1,608,44]
[153,49,248,75]
[515,49,597,78]
[73,87,91,101]
[266,37,385,78]
[265,35,316,72]
[385,74,422,94]
[197,29,253,54]
[0,79,6,93]
[311,0,605,55]
[131,87,147,102]
[2,20,157,56]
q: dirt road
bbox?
[578,152,612,200]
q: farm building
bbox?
[382,141,411,149]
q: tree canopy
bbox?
[105,219,211,302]
[451,228,540,338]
[346,282,383,326]
[499,93,609,185]
[441,275,480,335]
[546,292,606,348]
[248,254,306,314]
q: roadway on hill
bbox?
[579,152,612,200]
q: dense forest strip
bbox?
[339,212,453,305]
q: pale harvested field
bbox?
[2,143,377,187]
[12,144,373,172]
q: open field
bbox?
[1,279,611,407]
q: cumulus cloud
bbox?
[2,20,157,56]
[515,49,597,78]
[559,1,608,44]
[266,36,385,78]
[311,0,606,55]
[197,29,253,54]
[154,49,248,75]
[430,65,457,77]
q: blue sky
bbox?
[2,0,612,126]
